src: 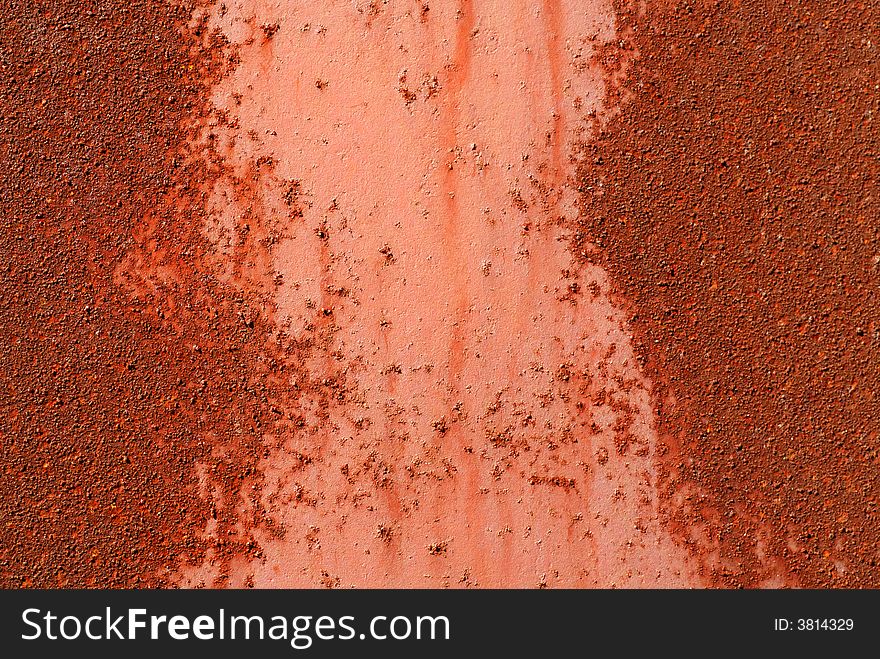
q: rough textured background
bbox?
[0,0,282,587]
[1,0,876,588]
[574,0,879,588]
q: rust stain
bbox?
[439,0,476,388]
[0,0,290,587]
[574,0,880,587]
[542,0,566,178]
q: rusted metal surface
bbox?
[575,1,880,587]
[1,0,275,586]
[1,0,876,588]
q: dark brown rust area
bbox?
[576,0,879,586]
[0,2,282,587]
